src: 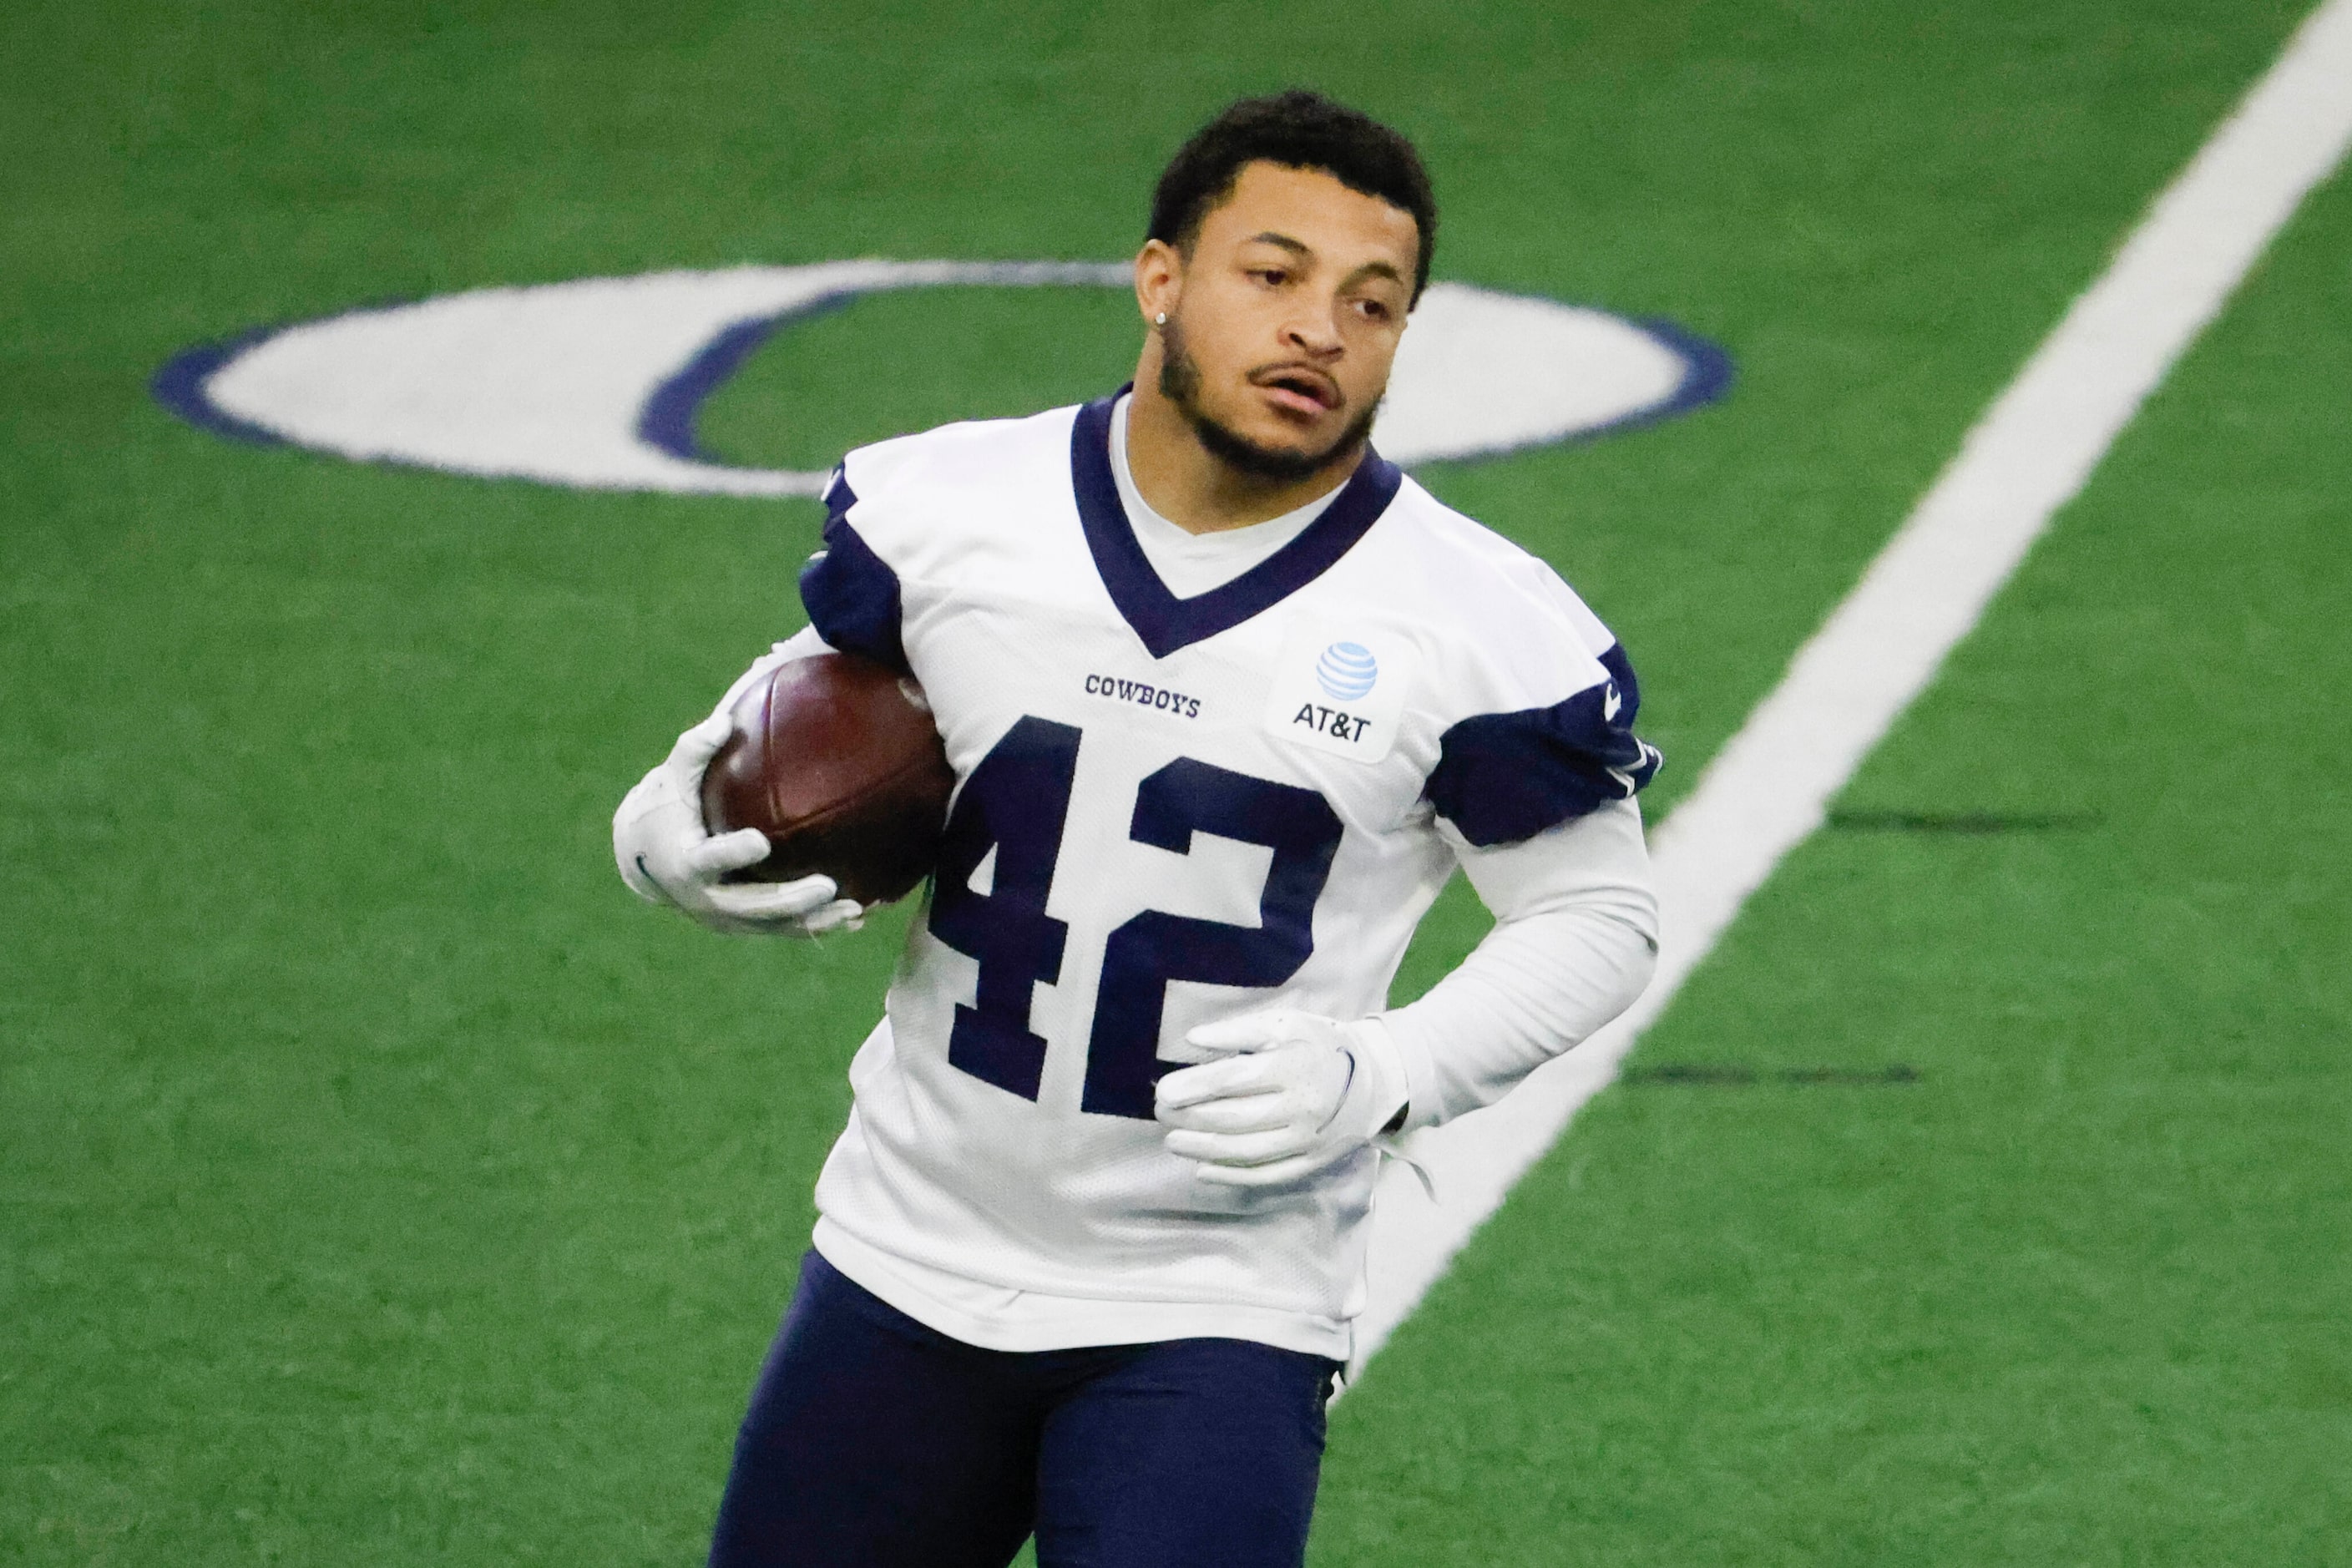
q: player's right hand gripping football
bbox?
[612,712,866,938]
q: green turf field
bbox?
[4,1,2344,1562]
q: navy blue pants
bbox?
[707,1251,1340,1568]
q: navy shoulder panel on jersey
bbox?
[1071,392,1404,660]
[1424,643,1662,847]
[797,473,911,676]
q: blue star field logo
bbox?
[1315,642,1379,702]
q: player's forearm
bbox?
[1378,799,1658,1130]
[1377,902,1655,1129]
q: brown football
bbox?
[700,652,955,906]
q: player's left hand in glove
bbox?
[1155,1010,1410,1188]
[612,711,865,938]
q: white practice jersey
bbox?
[794,392,1661,1358]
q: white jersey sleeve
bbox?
[1393,515,1664,848]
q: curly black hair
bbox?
[1147,90,1437,306]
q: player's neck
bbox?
[1122,377,1358,536]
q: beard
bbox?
[1157,315,1381,483]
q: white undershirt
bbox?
[1108,394,1338,597]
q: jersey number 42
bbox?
[926,716,1343,1120]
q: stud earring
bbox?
[1154,311,1167,326]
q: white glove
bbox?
[612,711,866,938]
[1155,1010,1410,1188]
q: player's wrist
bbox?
[1355,1011,1444,1133]
[1340,1018,1411,1138]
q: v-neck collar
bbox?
[1070,389,1403,660]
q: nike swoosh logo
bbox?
[635,852,676,905]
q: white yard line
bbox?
[1352,0,2352,1374]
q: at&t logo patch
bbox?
[1262,628,1419,765]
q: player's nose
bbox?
[1279,299,1345,358]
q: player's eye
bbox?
[1250,266,1288,287]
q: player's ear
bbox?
[1135,239,1183,327]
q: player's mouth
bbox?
[1250,365,1342,419]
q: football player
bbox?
[615,89,1661,1568]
